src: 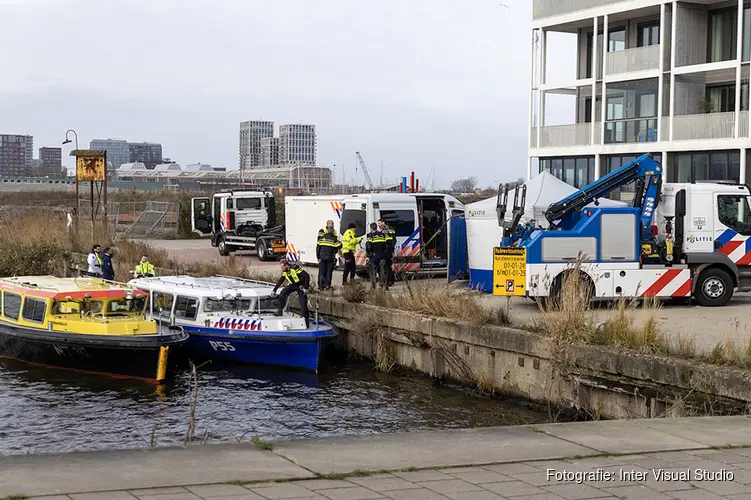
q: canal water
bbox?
[0,358,548,456]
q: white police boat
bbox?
[127,275,337,373]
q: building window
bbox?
[539,157,595,188]
[637,22,659,47]
[670,151,740,183]
[706,83,749,112]
[709,8,737,62]
[608,27,626,52]
[744,6,751,61]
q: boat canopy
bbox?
[128,275,275,300]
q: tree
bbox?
[450,176,478,193]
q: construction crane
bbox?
[355,151,374,190]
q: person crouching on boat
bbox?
[134,255,155,278]
[87,244,103,277]
[101,247,116,281]
[270,259,311,327]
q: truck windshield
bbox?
[236,198,262,210]
[718,194,751,234]
[204,298,252,312]
[340,210,366,237]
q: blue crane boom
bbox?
[543,153,663,240]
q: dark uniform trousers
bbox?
[318,258,335,289]
[278,269,311,323]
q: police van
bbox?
[336,193,465,275]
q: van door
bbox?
[191,197,212,236]
[378,201,420,273]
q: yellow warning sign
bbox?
[493,247,526,297]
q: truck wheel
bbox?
[218,237,233,257]
[694,268,733,307]
[256,240,271,261]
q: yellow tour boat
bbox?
[0,276,188,382]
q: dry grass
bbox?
[593,297,668,354]
[364,280,509,326]
[536,262,598,344]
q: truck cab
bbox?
[338,193,465,274]
[191,191,284,258]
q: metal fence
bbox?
[76,201,180,237]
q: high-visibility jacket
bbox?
[274,264,310,292]
[135,261,155,277]
[341,228,362,254]
[316,228,342,260]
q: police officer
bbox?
[341,222,362,285]
[366,222,388,289]
[316,220,342,290]
[270,259,311,327]
[134,255,156,278]
[378,218,396,286]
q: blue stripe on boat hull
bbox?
[178,324,337,373]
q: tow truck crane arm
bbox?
[496,182,528,247]
[543,153,663,239]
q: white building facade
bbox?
[90,139,130,170]
[239,121,274,170]
[530,0,751,201]
[279,124,317,166]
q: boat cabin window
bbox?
[22,297,47,323]
[52,300,81,315]
[107,297,146,316]
[80,301,104,317]
[174,296,199,320]
[3,292,21,321]
[204,297,251,312]
[151,292,174,318]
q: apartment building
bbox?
[261,137,280,166]
[279,124,316,166]
[38,147,63,176]
[128,142,163,169]
[0,134,32,177]
[90,139,130,169]
[530,0,751,201]
[239,121,274,170]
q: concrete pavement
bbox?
[4,416,751,499]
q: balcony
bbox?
[672,112,736,141]
[604,118,659,144]
[533,0,629,20]
[538,123,594,148]
[605,45,660,77]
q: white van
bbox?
[338,193,465,274]
[284,195,346,265]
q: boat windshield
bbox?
[107,297,147,317]
[258,296,280,314]
[204,298,252,312]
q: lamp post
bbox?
[62,129,80,232]
[62,129,78,149]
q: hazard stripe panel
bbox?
[640,269,693,297]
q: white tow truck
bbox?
[191,191,286,260]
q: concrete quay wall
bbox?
[310,296,751,419]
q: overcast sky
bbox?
[0,0,575,189]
